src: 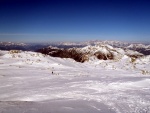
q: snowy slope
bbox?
[0,50,150,113]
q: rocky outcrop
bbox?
[94,51,114,60]
[37,47,88,62]
[9,50,21,54]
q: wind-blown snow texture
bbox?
[0,50,150,113]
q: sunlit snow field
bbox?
[0,50,150,113]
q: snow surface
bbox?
[0,50,150,113]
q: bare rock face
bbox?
[37,47,88,62]
[94,51,114,60]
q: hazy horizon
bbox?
[1,39,150,44]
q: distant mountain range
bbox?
[0,41,150,56]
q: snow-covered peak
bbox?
[126,43,150,55]
[127,44,146,49]
[48,46,60,49]
[125,49,143,56]
[80,44,114,54]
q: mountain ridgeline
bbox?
[37,44,144,63]
[0,41,150,63]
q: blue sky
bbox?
[0,0,150,42]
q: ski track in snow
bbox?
[0,51,150,113]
